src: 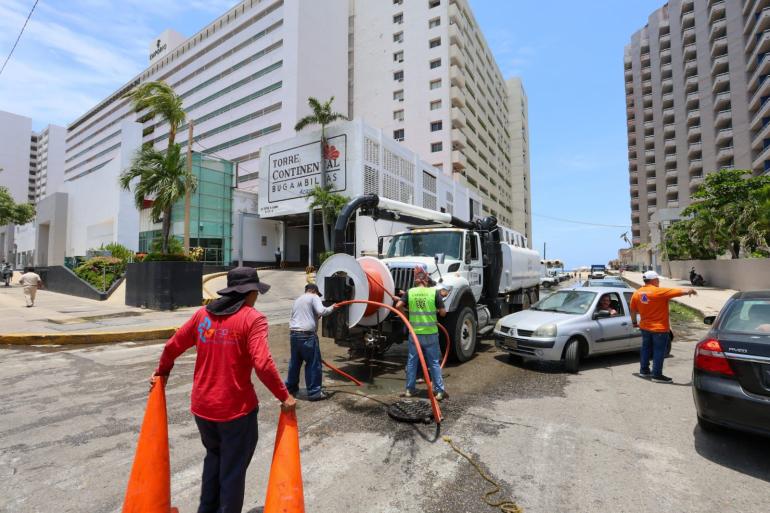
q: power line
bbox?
[0,0,39,78]
[531,212,631,228]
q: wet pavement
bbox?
[1,314,769,512]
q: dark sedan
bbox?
[693,291,770,436]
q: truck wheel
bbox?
[444,306,477,362]
[564,338,580,373]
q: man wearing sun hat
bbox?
[151,266,295,513]
[630,270,696,383]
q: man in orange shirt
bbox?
[630,270,696,383]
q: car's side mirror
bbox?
[703,315,716,325]
[594,310,612,319]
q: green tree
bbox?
[0,186,35,226]
[124,81,186,147]
[294,97,348,252]
[119,144,196,254]
[307,186,349,251]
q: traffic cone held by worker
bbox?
[121,378,178,513]
[264,410,305,513]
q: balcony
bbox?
[646,177,657,185]
[662,77,674,93]
[645,149,656,160]
[713,91,731,110]
[662,91,674,108]
[663,108,675,123]
[664,123,676,137]
[660,32,671,47]
[683,26,697,45]
[665,153,677,164]
[749,74,770,113]
[451,106,466,127]
[667,200,680,208]
[744,0,757,16]
[450,65,465,87]
[683,43,697,60]
[690,175,705,188]
[751,113,770,150]
[644,135,655,149]
[643,94,653,107]
[708,0,726,23]
[664,137,676,151]
[647,190,657,199]
[642,79,652,94]
[689,158,703,173]
[686,109,700,126]
[641,52,651,66]
[660,47,672,61]
[666,183,679,193]
[688,124,702,142]
[451,85,466,107]
[451,149,467,171]
[686,91,699,109]
[451,128,467,148]
[688,141,702,157]
[681,9,695,27]
[665,168,679,180]
[449,43,463,66]
[625,68,633,80]
[716,145,734,162]
[749,55,770,92]
[644,120,655,130]
[753,143,770,170]
[711,71,730,93]
[710,36,728,57]
[641,66,652,80]
[745,8,770,46]
[645,163,657,174]
[748,30,770,67]
[448,23,463,47]
[685,75,699,93]
[715,127,733,146]
[709,18,727,42]
[714,108,732,128]
[684,58,698,75]
[710,53,729,76]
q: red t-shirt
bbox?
[156,306,289,422]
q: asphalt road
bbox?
[1,314,768,512]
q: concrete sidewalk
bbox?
[0,269,307,344]
[621,271,736,317]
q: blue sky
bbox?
[0,0,665,267]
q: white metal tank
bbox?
[498,243,541,293]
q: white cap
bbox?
[642,270,659,281]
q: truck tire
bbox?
[564,338,580,373]
[444,306,477,362]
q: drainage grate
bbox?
[387,399,434,424]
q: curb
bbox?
[0,327,178,346]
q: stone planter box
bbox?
[125,261,203,310]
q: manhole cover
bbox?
[387,399,434,424]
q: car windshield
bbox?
[531,290,597,314]
[719,299,770,335]
[585,280,629,288]
[386,231,463,259]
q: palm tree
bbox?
[119,144,197,254]
[124,81,186,147]
[307,186,349,252]
[295,97,348,252]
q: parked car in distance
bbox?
[582,279,632,289]
[692,290,770,437]
[494,287,670,372]
[540,275,558,289]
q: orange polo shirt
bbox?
[630,284,687,333]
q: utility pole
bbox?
[184,120,193,252]
[543,242,546,260]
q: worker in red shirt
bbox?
[630,270,696,383]
[151,267,296,513]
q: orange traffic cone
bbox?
[122,379,177,513]
[263,410,305,513]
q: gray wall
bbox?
[668,258,770,291]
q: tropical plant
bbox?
[295,97,348,251]
[124,81,186,147]
[307,186,349,251]
[74,256,124,291]
[99,242,134,263]
[189,246,205,262]
[0,186,35,226]
[119,144,197,254]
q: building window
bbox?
[429,17,441,28]
[429,37,441,49]
[430,79,442,90]
[430,58,441,69]
[430,100,442,110]
[394,89,404,101]
[394,109,404,121]
[431,142,443,152]
[430,120,443,132]
[394,129,405,141]
[393,50,404,62]
[393,13,403,24]
[261,236,267,246]
[393,31,404,43]
[429,0,440,8]
[394,70,404,81]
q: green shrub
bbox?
[100,242,134,263]
[142,253,192,262]
[150,236,184,255]
[74,256,125,291]
[319,251,335,265]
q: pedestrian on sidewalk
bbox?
[19,267,42,307]
[396,266,448,401]
[285,283,336,401]
[274,247,281,268]
[630,270,696,383]
[151,267,295,513]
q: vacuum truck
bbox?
[317,194,541,362]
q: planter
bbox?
[126,261,203,310]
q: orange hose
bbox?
[334,299,443,424]
[437,322,451,369]
[322,359,363,387]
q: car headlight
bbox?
[494,318,503,332]
[437,284,453,298]
[533,323,557,337]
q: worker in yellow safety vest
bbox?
[396,265,448,401]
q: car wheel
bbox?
[564,338,580,373]
[697,416,722,433]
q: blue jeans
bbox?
[640,330,669,376]
[406,332,445,393]
[285,332,323,398]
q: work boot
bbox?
[434,391,447,401]
[400,389,414,398]
[308,391,329,401]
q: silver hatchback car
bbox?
[494,287,670,372]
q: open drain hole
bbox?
[387,399,434,424]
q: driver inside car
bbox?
[597,294,618,316]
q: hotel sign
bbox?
[259,135,347,217]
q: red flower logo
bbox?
[323,144,340,160]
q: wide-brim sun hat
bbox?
[217,267,271,295]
